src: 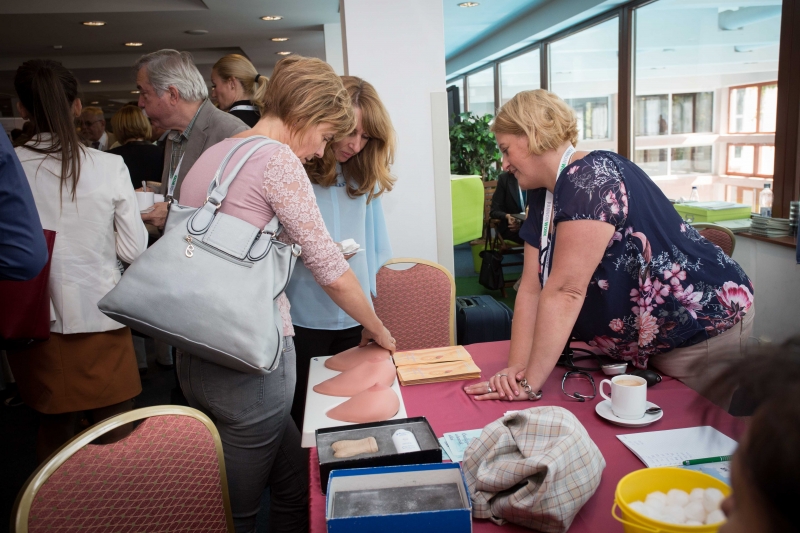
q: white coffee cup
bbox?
[153,193,165,203]
[599,374,647,419]
[135,191,154,210]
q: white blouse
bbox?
[16,135,148,334]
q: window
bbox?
[635,95,668,136]
[726,144,775,178]
[671,146,712,174]
[466,67,495,117]
[728,82,778,133]
[564,97,611,140]
[550,17,618,151]
[499,49,540,105]
[634,148,668,176]
[672,92,713,134]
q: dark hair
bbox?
[14,59,84,201]
[704,337,800,532]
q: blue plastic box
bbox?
[326,463,473,533]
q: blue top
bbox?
[519,151,754,368]
[0,132,48,280]
[286,168,392,330]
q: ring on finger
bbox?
[497,373,508,377]
[486,382,493,393]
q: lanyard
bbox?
[540,145,576,286]
[230,104,258,113]
[518,187,526,214]
[167,154,184,199]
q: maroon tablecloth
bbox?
[308,341,743,532]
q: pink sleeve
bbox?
[262,145,349,286]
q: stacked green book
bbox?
[750,215,791,238]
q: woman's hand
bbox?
[360,325,396,354]
[464,364,526,400]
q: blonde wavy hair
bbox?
[212,54,268,106]
[491,89,578,154]
[259,55,354,142]
[305,76,396,202]
[111,105,152,144]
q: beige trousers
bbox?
[650,305,755,410]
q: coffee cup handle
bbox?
[600,379,613,402]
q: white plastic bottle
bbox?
[392,429,421,454]
[689,186,700,202]
[759,183,773,217]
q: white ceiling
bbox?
[0,0,339,114]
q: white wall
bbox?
[323,23,345,75]
[340,0,453,272]
[732,237,800,345]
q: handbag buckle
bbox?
[206,197,222,211]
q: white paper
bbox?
[617,426,737,468]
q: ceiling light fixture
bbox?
[271,37,289,42]
[458,2,479,7]
[131,90,140,94]
[89,80,102,84]
[276,51,292,55]
[91,101,99,104]
[261,16,283,21]
[82,21,106,26]
[185,29,209,35]
[124,42,143,47]
[53,45,63,49]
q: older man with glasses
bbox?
[79,107,116,151]
[134,49,248,230]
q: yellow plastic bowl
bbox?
[613,467,731,533]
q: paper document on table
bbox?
[680,461,732,484]
[617,426,737,468]
[441,429,483,462]
[438,437,452,461]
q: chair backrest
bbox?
[13,406,234,533]
[693,223,736,256]
[372,258,456,351]
[483,180,496,222]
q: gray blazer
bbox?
[160,100,248,201]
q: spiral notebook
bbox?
[617,426,738,468]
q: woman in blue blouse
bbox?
[289,76,396,427]
[465,89,754,407]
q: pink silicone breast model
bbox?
[314,357,397,397]
[324,343,392,372]
[326,384,400,423]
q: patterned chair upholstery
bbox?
[372,258,456,351]
[13,406,234,533]
[692,223,736,257]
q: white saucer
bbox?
[595,400,663,427]
[140,206,155,214]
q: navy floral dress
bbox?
[518,151,754,369]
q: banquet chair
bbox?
[484,180,524,297]
[12,406,235,533]
[692,223,736,256]
[372,258,456,351]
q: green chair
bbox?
[451,175,484,246]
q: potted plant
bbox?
[449,112,501,181]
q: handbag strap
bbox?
[189,136,282,235]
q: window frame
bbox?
[671,91,714,135]
[727,81,778,134]
[725,142,776,178]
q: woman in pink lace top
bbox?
[177,56,395,533]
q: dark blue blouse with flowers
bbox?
[519,151,754,369]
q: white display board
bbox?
[301,356,407,448]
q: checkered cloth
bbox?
[463,406,605,533]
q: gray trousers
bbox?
[177,338,308,533]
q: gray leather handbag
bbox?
[98,136,301,374]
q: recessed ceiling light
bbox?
[82,21,106,26]
[131,90,140,94]
[261,15,283,21]
[271,37,289,42]
[458,2,479,7]
[663,48,675,52]
[124,42,143,47]
[276,51,292,56]
[185,29,209,35]
[89,80,102,84]
[53,45,63,49]
[91,101,99,104]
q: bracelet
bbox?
[519,378,543,401]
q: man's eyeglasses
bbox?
[561,370,596,402]
[80,120,102,128]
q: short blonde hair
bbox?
[81,106,104,119]
[306,76,396,203]
[212,54,268,105]
[260,55,354,140]
[491,89,578,155]
[111,105,152,144]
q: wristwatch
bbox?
[519,378,543,401]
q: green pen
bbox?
[682,455,733,466]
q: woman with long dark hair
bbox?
[9,60,148,462]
